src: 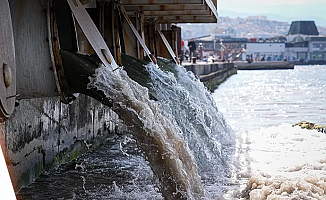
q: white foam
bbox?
[232,124,326,199]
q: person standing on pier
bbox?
[181,38,185,64]
[188,38,196,62]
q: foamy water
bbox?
[214,65,326,199]
[226,124,326,200]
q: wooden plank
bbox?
[67,0,117,68]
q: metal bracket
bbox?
[154,22,180,65]
[119,4,157,64]
[67,0,117,69]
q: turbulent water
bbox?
[17,59,235,199]
[147,59,235,199]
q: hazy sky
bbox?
[218,0,326,24]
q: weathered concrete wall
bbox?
[0,94,122,191]
[184,62,237,90]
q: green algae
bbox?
[293,121,326,134]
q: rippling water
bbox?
[213,65,326,131]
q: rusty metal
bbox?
[111,2,117,61]
[119,4,156,64]
[113,2,123,66]
[99,1,105,37]
[117,4,126,54]
[67,0,117,68]
[0,0,17,120]
[101,49,112,64]
[48,0,74,104]
[135,11,142,59]
[155,23,179,64]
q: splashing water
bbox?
[88,62,204,199]
[88,59,235,199]
[147,58,236,197]
[17,56,236,199]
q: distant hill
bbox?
[218,0,326,26]
[180,15,326,40]
[219,8,326,27]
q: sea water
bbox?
[213,65,326,199]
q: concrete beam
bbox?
[126,10,211,16]
[124,4,208,11]
[149,15,217,23]
[122,0,204,5]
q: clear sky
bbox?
[218,0,326,26]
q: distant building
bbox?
[244,43,285,61]
[285,21,326,61]
[181,20,326,62]
[288,21,319,36]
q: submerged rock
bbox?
[293,121,326,133]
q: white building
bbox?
[243,42,285,61]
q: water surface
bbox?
[213,65,326,199]
[213,65,326,131]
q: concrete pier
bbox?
[234,61,294,70]
[184,62,237,90]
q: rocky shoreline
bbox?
[293,121,326,134]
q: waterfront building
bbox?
[182,21,326,62]
[285,21,326,61]
[244,42,285,61]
